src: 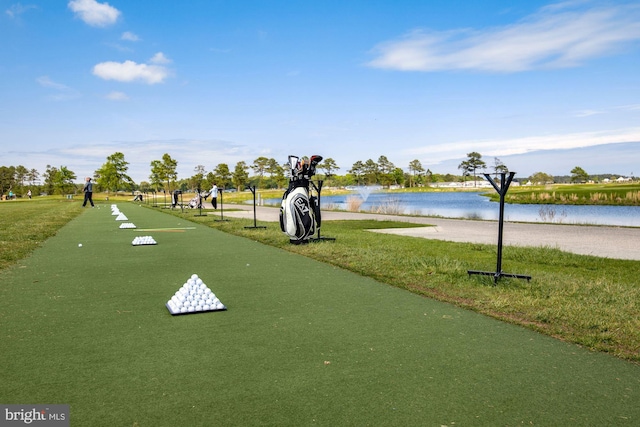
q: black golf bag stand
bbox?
[279,155,323,245]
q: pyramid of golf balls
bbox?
[132,236,157,245]
[111,205,120,215]
[119,222,137,229]
[166,274,226,315]
[115,212,128,221]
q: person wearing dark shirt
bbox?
[82,177,95,207]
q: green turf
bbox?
[1,202,639,426]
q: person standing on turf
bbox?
[82,176,95,207]
[210,182,218,209]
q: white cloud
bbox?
[403,127,640,164]
[68,0,120,28]
[36,76,81,100]
[573,109,606,117]
[368,2,640,72]
[6,3,37,18]
[105,91,128,100]
[92,60,170,84]
[150,52,171,64]
[36,76,70,91]
[121,31,140,42]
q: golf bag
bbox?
[187,190,206,209]
[280,155,323,244]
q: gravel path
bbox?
[218,204,640,261]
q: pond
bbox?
[264,190,640,227]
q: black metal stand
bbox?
[467,172,531,284]
[309,180,335,242]
[178,191,184,213]
[194,188,206,217]
[214,189,229,222]
[152,191,158,207]
[244,186,266,229]
[162,190,168,208]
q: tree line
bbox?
[0,150,631,198]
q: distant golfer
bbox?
[210,183,218,209]
[82,177,94,207]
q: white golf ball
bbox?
[216,302,225,310]
[191,274,198,280]
[203,304,210,310]
[78,243,83,247]
[188,306,195,312]
[180,307,188,313]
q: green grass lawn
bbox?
[1,200,639,426]
[496,182,640,205]
[167,207,640,364]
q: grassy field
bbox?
[2,198,639,363]
[1,199,639,426]
[492,182,640,205]
[0,198,83,270]
[163,206,640,364]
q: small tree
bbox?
[149,153,178,193]
[265,158,285,188]
[27,168,40,187]
[459,152,486,187]
[188,165,207,191]
[43,165,58,195]
[232,161,250,191]
[492,157,509,178]
[529,172,554,185]
[570,166,589,183]
[14,165,28,192]
[377,155,396,187]
[95,152,134,193]
[348,161,365,185]
[318,158,339,186]
[212,163,232,189]
[408,159,424,187]
[57,166,77,195]
[362,159,379,185]
[251,157,270,189]
[0,166,16,196]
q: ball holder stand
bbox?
[162,190,169,209]
[467,172,532,285]
[244,186,267,229]
[214,189,229,222]
[309,180,335,243]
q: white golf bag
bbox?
[279,155,322,244]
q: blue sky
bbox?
[2,0,640,183]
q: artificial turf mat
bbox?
[1,202,639,426]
